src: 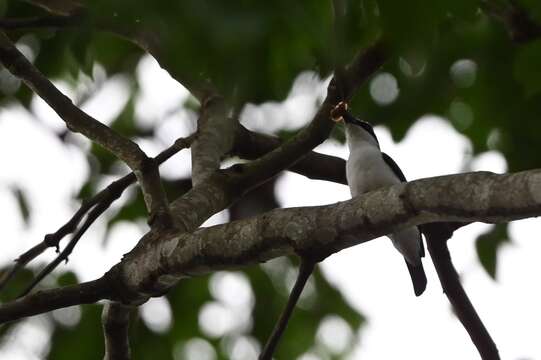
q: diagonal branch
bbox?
[19,196,114,297]
[191,96,237,186]
[0,31,171,226]
[0,135,194,294]
[3,169,541,323]
[422,223,500,360]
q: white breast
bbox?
[346,145,400,197]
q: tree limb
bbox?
[0,276,111,323]
[422,223,500,360]
[122,170,541,292]
[3,169,541,323]
[102,302,132,360]
[259,260,315,360]
[191,96,237,186]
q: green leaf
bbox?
[475,224,509,279]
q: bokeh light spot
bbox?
[369,73,399,106]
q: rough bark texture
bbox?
[119,170,541,291]
[102,303,132,360]
[191,97,237,186]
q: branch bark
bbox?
[122,170,541,290]
[2,169,541,323]
[0,276,110,323]
[102,303,132,360]
[191,96,237,186]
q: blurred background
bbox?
[0,1,541,359]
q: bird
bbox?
[331,101,427,296]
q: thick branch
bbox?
[0,32,171,224]
[191,96,237,186]
[3,169,541,322]
[125,170,541,287]
[102,302,132,360]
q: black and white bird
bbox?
[332,102,427,296]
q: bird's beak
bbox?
[330,101,348,123]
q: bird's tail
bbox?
[406,261,427,296]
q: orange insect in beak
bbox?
[330,101,348,123]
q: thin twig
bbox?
[19,196,114,297]
[0,276,111,324]
[422,223,500,360]
[259,261,315,360]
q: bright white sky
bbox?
[0,53,540,360]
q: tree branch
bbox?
[3,169,541,323]
[0,276,111,324]
[123,170,541,290]
[102,302,132,360]
[422,223,500,360]
[259,260,315,360]
[0,31,171,226]
[191,96,237,186]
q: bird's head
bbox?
[331,101,379,147]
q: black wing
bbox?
[382,152,427,296]
[382,152,425,258]
[381,152,407,182]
